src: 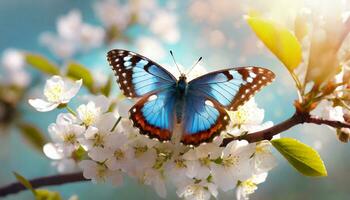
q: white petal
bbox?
[207,183,218,198]
[46,75,64,88]
[88,147,112,162]
[79,160,98,179]
[95,113,117,132]
[252,172,268,184]
[43,143,64,160]
[62,79,82,103]
[85,126,99,139]
[117,99,135,118]
[105,133,128,149]
[28,99,59,112]
[56,113,77,125]
[92,95,111,113]
[211,164,237,192]
[48,123,62,142]
[71,124,85,136]
[56,159,77,173]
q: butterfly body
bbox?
[107,49,275,145]
[174,75,188,123]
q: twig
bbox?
[1,111,350,198]
[0,172,87,198]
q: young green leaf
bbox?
[35,189,62,200]
[17,122,48,152]
[100,75,113,97]
[271,138,327,177]
[25,54,60,75]
[13,172,36,195]
[66,62,95,93]
[246,16,302,72]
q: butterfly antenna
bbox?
[170,50,182,74]
[186,56,202,76]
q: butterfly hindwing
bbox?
[188,67,275,111]
[107,49,177,97]
[130,89,176,141]
[182,95,229,145]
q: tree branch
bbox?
[221,111,350,146]
[1,111,350,198]
[0,172,87,197]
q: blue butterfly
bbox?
[107,49,275,145]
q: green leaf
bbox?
[17,122,48,152]
[13,172,35,195]
[271,138,327,177]
[66,62,94,93]
[25,54,60,75]
[71,146,87,161]
[246,16,302,71]
[100,75,113,97]
[35,189,62,200]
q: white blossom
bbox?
[29,76,82,112]
[94,0,131,31]
[77,95,110,126]
[79,160,123,186]
[79,113,116,151]
[236,173,268,200]
[183,143,221,179]
[1,49,30,87]
[104,133,133,171]
[142,168,167,198]
[48,116,85,154]
[250,141,277,174]
[40,10,105,59]
[211,141,254,192]
[43,143,78,173]
[227,98,272,136]
[177,179,218,200]
[312,100,345,122]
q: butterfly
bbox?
[107,49,275,145]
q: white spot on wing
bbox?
[149,94,157,101]
[205,100,214,107]
[249,72,256,78]
[247,77,253,83]
[124,55,132,61]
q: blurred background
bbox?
[0,0,349,199]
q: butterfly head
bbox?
[177,74,188,92]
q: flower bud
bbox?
[336,128,350,143]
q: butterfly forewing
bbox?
[107,49,177,98]
[188,67,275,111]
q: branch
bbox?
[221,111,350,146]
[0,172,87,197]
[1,111,350,197]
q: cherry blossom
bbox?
[29,76,82,112]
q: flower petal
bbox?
[62,79,82,103]
[28,99,59,112]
